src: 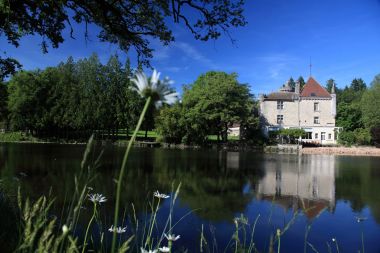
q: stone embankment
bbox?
[301,146,380,156]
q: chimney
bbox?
[295,81,300,94]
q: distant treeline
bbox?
[0,54,146,139]
[1,53,380,146]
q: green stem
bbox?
[111,96,152,253]
[168,240,173,253]
[82,203,97,253]
[146,197,161,247]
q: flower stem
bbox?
[82,203,97,253]
[145,197,161,247]
[111,96,152,253]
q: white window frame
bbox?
[321,132,326,141]
[314,102,319,111]
[314,117,320,124]
[315,133,319,139]
[277,115,284,124]
[328,133,332,140]
[277,101,284,110]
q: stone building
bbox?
[259,77,340,145]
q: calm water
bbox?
[1,143,380,252]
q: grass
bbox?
[0,132,37,142]
[207,134,240,141]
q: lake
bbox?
[1,142,380,252]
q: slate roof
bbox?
[300,77,331,98]
[263,92,299,101]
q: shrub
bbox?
[370,127,380,148]
[338,130,356,146]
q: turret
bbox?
[295,81,300,94]
[331,82,336,117]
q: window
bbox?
[277,115,284,124]
[314,102,319,111]
[314,117,320,124]
[305,132,312,139]
[277,101,284,109]
[328,133,332,140]
[321,132,326,140]
[315,133,319,139]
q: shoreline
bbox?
[301,146,380,156]
[2,140,380,156]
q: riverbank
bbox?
[301,146,380,156]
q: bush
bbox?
[370,127,380,148]
[338,130,356,146]
[354,128,371,145]
[338,128,371,146]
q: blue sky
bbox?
[1,0,380,96]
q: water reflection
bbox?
[256,155,336,219]
[1,143,380,252]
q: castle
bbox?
[259,77,340,145]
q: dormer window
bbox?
[277,101,284,109]
[311,92,316,96]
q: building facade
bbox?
[260,77,340,145]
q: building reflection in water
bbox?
[256,155,337,219]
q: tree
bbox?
[288,77,295,90]
[361,74,380,130]
[350,78,366,92]
[0,82,8,128]
[155,103,186,143]
[297,76,305,90]
[182,71,254,142]
[6,54,144,139]
[0,0,247,79]
[277,128,306,144]
[336,102,364,131]
[325,78,336,93]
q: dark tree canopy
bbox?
[288,77,295,90]
[0,0,247,79]
[297,76,305,89]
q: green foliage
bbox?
[156,71,257,144]
[0,82,8,127]
[6,54,142,138]
[370,127,380,147]
[271,128,306,144]
[338,128,371,146]
[0,190,21,253]
[278,128,306,138]
[361,75,380,129]
[354,128,372,145]
[0,57,22,81]
[155,103,186,143]
[288,77,296,90]
[297,76,305,90]
[0,0,246,78]
[350,78,367,92]
[325,79,335,93]
[0,132,36,142]
[336,102,364,131]
[182,71,255,143]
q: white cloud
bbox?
[174,42,217,69]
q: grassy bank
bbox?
[0,132,37,142]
